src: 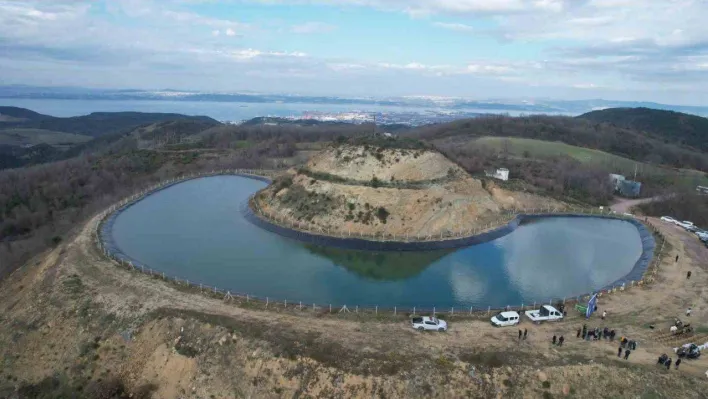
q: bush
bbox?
[376,207,389,223]
[370,176,380,188]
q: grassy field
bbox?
[472,136,708,187]
[0,128,93,147]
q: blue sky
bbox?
[1,0,707,104]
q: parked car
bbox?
[661,216,678,224]
[676,220,695,230]
[491,311,521,327]
[525,305,564,323]
[411,316,448,332]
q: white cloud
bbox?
[466,64,514,74]
[432,22,474,32]
[291,22,336,34]
[572,83,599,89]
[225,28,236,36]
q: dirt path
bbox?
[610,196,663,213]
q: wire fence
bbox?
[92,169,670,320]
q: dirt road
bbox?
[610,196,663,213]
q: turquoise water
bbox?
[110,176,643,308]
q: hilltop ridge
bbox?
[254,137,562,239]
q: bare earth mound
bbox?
[255,140,563,238]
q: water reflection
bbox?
[303,245,452,280]
[500,218,642,300]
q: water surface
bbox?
[111,176,643,308]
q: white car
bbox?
[661,216,678,224]
[525,305,564,323]
[411,316,448,332]
[491,311,521,327]
[676,221,694,230]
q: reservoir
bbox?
[109,176,644,309]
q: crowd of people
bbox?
[658,354,682,370]
[577,323,617,342]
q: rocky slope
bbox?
[254,138,562,238]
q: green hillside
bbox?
[0,107,220,138]
[578,107,708,152]
[0,128,92,147]
[470,136,708,187]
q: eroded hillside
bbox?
[255,139,563,238]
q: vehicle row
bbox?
[491,305,564,326]
[661,216,708,244]
[410,305,565,332]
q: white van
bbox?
[491,311,521,327]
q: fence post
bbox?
[375,306,378,315]
[266,297,269,308]
[433,307,436,317]
[413,307,416,315]
[451,307,454,315]
[487,306,490,316]
[394,307,396,316]
[469,306,473,315]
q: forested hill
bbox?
[578,107,708,152]
[0,106,219,138]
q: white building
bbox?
[485,168,509,181]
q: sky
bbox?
[1,0,707,104]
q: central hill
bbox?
[253,136,562,239]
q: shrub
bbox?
[371,176,380,188]
[376,207,390,223]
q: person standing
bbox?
[666,358,672,370]
[558,336,564,346]
[602,310,607,320]
[686,307,692,317]
[523,329,528,340]
[624,349,631,360]
[577,327,581,338]
[610,330,616,342]
[552,335,557,345]
[675,358,681,370]
[519,329,523,340]
[676,254,679,263]
[687,271,692,279]
[582,324,587,339]
[617,347,622,357]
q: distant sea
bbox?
[0,98,539,121]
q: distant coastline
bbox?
[2,85,708,118]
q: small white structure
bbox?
[486,168,509,181]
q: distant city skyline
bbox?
[1,1,707,105]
